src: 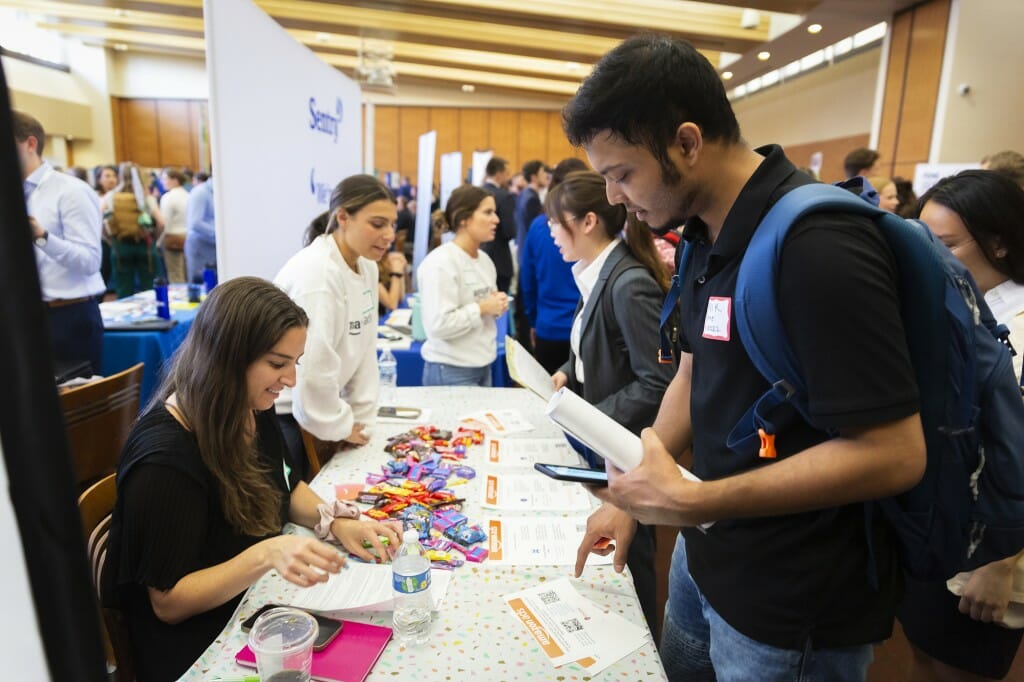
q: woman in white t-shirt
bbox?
[158,167,190,282]
[900,169,1024,681]
[416,185,509,386]
[274,175,397,464]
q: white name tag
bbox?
[702,296,732,341]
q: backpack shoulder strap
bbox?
[659,240,693,363]
[727,184,889,456]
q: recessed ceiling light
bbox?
[315,32,331,43]
[722,71,733,80]
[807,23,823,34]
[757,51,771,61]
[564,61,581,72]
[113,43,128,51]
[114,8,128,17]
[461,84,475,93]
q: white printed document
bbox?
[459,408,535,434]
[505,336,556,400]
[484,516,613,566]
[481,473,593,511]
[485,438,580,467]
[284,563,451,612]
[503,577,649,672]
[546,388,701,481]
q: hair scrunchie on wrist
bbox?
[314,500,361,542]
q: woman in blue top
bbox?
[519,158,587,372]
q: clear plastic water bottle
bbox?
[378,347,398,406]
[392,528,432,645]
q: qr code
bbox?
[561,618,584,633]
[538,590,560,605]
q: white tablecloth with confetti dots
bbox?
[183,387,667,681]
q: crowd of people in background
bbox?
[17,29,1024,676]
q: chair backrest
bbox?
[78,473,134,681]
[61,363,144,490]
[300,427,324,478]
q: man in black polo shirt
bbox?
[567,35,927,681]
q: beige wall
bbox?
[732,47,881,149]
[3,44,116,167]
[109,51,208,100]
[934,0,1024,162]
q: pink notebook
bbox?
[236,619,392,682]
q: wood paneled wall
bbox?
[877,0,951,180]
[371,106,585,181]
[783,133,871,184]
[111,97,207,171]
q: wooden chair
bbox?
[79,474,134,681]
[301,426,328,478]
[60,363,144,490]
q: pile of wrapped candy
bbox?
[356,425,489,569]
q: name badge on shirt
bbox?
[702,297,732,341]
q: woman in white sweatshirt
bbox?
[901,169,1024,681]
[274,175,397,463]
[416,184,509,386]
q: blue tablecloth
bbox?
[387,308,511,387]
[101,306,198,407]
[392,340,509,387]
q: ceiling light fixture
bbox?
[564,61,581,72]
[113,43,128,51]
[315,32,331,43]
[807,23,823,34]
[461,84,475,93]
[722,71,733,80]
[757,51,771,61]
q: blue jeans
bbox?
[422,361,492,387]
[661,536,873,682]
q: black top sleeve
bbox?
[117,462,208,591]
[778,216,920,430]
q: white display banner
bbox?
[913,162,980,197]
[204,0,362,281]
[412,131,437,276]
[440,150,462,212]
[472,150,493,187]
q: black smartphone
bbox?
[241,604,344,652]
[533,462,608,486]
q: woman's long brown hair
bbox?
[545,170,670,292]
[149,277,309,536]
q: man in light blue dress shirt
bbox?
[185,175,216,283]
[15,111,105,373]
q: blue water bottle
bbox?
[187,275,203,303]
[153,277,171,320]
[202,263,218,293]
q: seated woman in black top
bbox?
[102,276,401,682]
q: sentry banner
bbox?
[204,0,362,281]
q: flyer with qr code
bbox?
[503,577,650,672]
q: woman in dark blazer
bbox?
[547,170,676,635]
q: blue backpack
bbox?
[660,182,1024,581]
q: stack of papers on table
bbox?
[504,577,650,675]
[284,563,451,612]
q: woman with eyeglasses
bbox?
[547,170,676,635]
[899,169,1024,681]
